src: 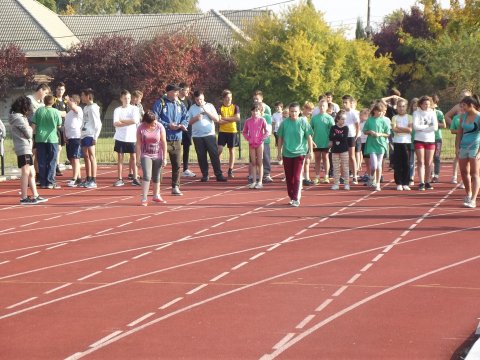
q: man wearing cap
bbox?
[152,84,189,196]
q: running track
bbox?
[0,164,479,359]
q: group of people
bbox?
[6,82,480,208]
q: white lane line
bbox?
[295,314,315,329]
[16,251,40,259]
[132,251,152,259]
[315,299,333,312]
[409,223,417,230]
[415,218,423,224]
[383,245,394,253]
[46,243,67,251]
[65,352,83,360]
[308,223,319,229]
[281,236,295,243]
[178,236,191,242]
[226,216,239,222]
[273,333,296,350]
[159,297,183,310]
[194,229,209,235]
[127,313,156,327]
[372,253,384,262]
[295,229,307,236]
[210,272,229,282]
[20,221,39,228]
[332,285,348,297]
[135,216,150,222]
[347,273,362,284]
[211,222,225,228]
[44,282,72,294]
[155,243,173,251]
[117,222,132,228]
[319,218,328,222]
[89,331,123,348]
[250,252,265,260]
[267,244,282,252]
[360,263,373,272]
[231,262,248,270]
[45,215,61,220]
[77,271,102,281]
[95,228,113,235]
[186,284,208,295]
[0,228,15,233]
[392,237,403,244]
[6,297,37,309]
[106,261,128,270]
[0,260,10,265]
[400,230,409,237]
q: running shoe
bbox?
[56,166,63,176]
[254,182,264,189]
[113,179,124,187]
[172,186,183,196]
[464,196,472,206]
[344,184,350,190]
[20,197,36,205]
[425,183,434,190]
[228,169,234,179]
[313,177,320,185]
[141,199,148,206]
[263,175,273,183]
[35,196,48,203]
[132,179,141,186]
[465,201,476,208]
[290,200,300,207]
[352,178,358,185]
[152,196,166,204]
[48,183,61,189]
[396,185,403,191]
[331,184,340,190]
[375,184,381,191]
[431,176,439,183]
[67,179,77,187]
[85,181,97,189]
[322,177,330,184]
[402,185,411,191]
[127,173,134,180]
[451,177,458,184]
[248,182,256,189]
[181,169,196,178]
[418,183,426,191]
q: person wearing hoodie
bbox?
[9,96,47,205]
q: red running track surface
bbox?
[0,164,479,359]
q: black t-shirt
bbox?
[386,105,397,119]
[329,125,349,153]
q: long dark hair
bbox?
[460,95,480,110]
[10,96,31,115]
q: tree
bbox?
[0,44,35,98]
[355,18,366,40]
[66,0,198,14]
[139,0,199,14]
[54,36,141,117]
[231,1,391,108]
[37,0,56,11]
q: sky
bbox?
[199,0,451,35]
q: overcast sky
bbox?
[199,0,451,34]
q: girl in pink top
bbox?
[136,111,167,206]
[243,103,268,189]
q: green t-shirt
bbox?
[311,113,335,148]
[450,114,461,131]
[262,103,272,116]
[263,113,272,144]
[277,117,312,158]
[435,109,445,140]
[32,107,62,143]
[363,116,389,155]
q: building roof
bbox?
[1,0,79,57]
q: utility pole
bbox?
[365,0,372,40]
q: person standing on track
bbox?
[391,99,413,191]
[178,83,196,179]
[52,82,68,177]
[311,98,334,184]
[217,89,240,179]
[456,95,480,208]
[342,95,360,184]
[64,95,83,187]
[277,102,313,207]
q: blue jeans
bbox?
[36,142,58,187]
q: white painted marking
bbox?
[6,297,37,309]
[392,237,403,244]
[409,223,417,230]
[106,261,128,270]
[416,218,423,224]
[231,262,248,270]
[132,251,152,259]
[77,271,102,281]
[210,272,229,282]
[20,221,39,228]
[400,230,409,237]
[117,222,132,228]
[372,254,384,262]
[281,236,295,243]
[64,352,83,360]
[332,285,348,297]
[194,228,209,235]
[347,273,362,284]
[186,284,208,295]
[16,251,40,259]
[0,260,10,265]
[135,216,150,222]
[155,243,173,251]
[295,314,315,329]
[211,222,225,228]
[127,312,155,327]
[267,244,282,252]
[44,282,72,294]
[249,252,265,260]
[159,297,183,310]
[295,229,307,236]
[178,236,191,242]
[254,207,263,211]
[308,223,319,229]
[331,212,339,216]
[273,333,296,350]
[95,228,113,235]
[89,331,123,348]
[319,218,328,222]
[360,263,373,272]
[45,215,61,220]
[0,228,14,233]
[383,245,394,253]
[45,243,67,251]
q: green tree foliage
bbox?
[65,0,198,14]
[37,0,57,12]
[231,2,391,108]
[355,18,366,40]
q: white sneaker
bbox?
[459,183,465,189]
[182,169,196,178]
[344,184,350,190]
[172,186,183,196]
[331,184,339,190]
[402,185,411,191]
[464,195,472,206]
[248,182,256,189]
[290,200,300,207]
[396,185,403,191]
[375,184,381,191]
[451,177,458,184]
[465,201,476,208]
[254,182,263,189]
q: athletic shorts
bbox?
[57,127,66,146]
[355,137,362,152]
[17,154,33,168]
[114,140,136,154]
[414,141,435,151]
[313,148,329,152]
[217,132,239,148]
[81,137,94,147]
[66,138,82,159]
[347,136,356,148]
[459,147,480,159]
[361,143,370,158]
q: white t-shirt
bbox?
[392,114,412,144]
[359,121,368,143]
[272,112,283,132]
[345,109,360,137]
[413,109,438,143]
[188,103,218,138]
[64,108,83,139]
[113,104,140,143]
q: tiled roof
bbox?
[0,0,79,57]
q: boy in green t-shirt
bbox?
[277,102,313,207]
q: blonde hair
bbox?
[303,101,315,110]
